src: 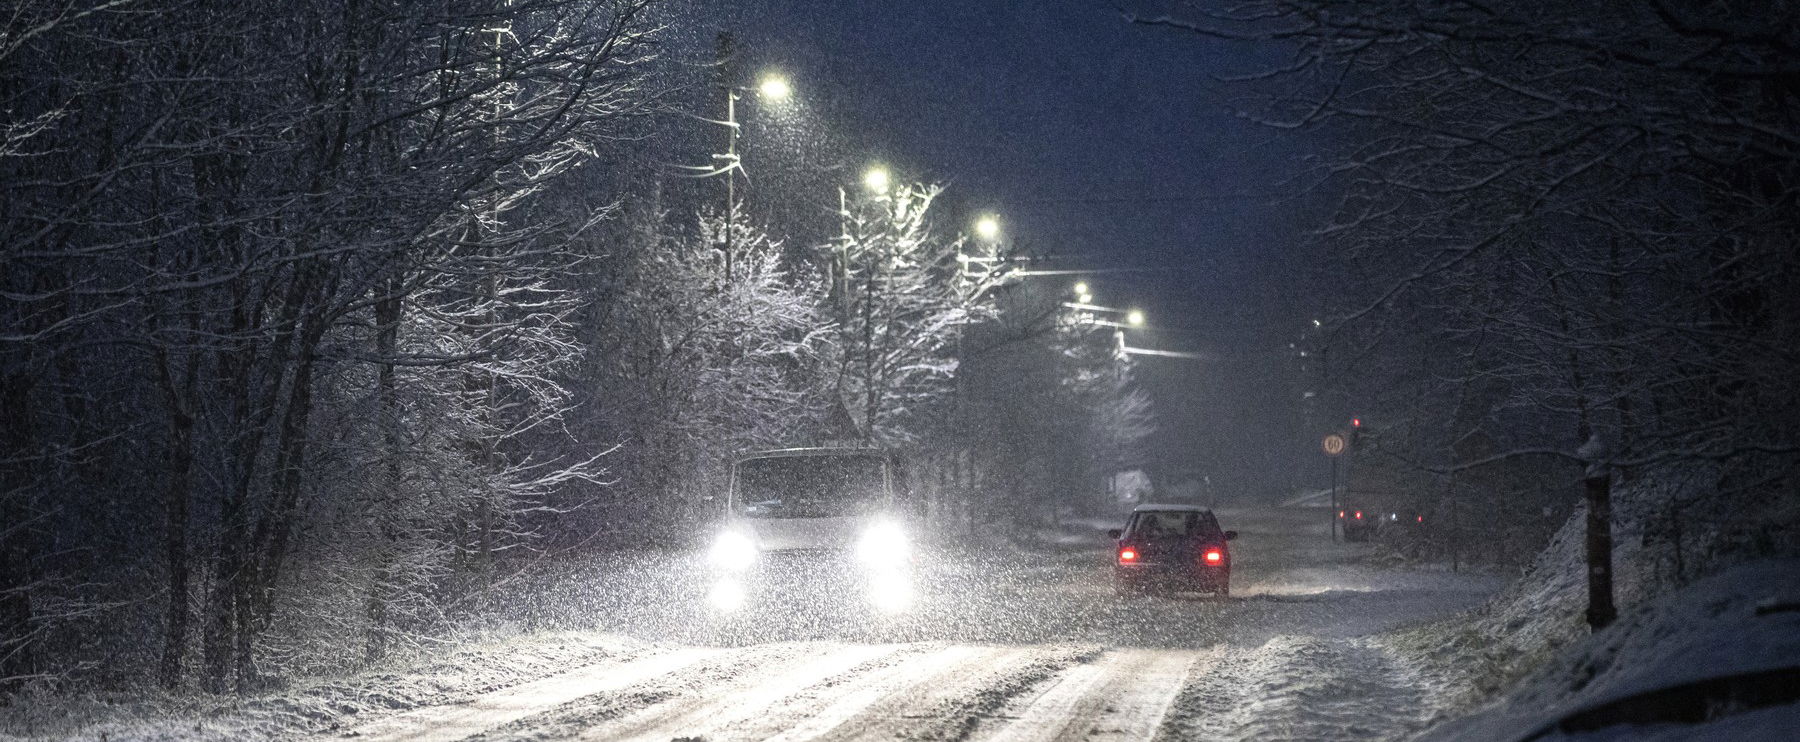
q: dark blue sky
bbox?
[661,0,1331,496]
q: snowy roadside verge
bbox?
[1371,476,1800,742]
[0,631,650,742]
[1410,558,1800,741]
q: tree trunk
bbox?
[365,290,403,664]
[0,545,34,695]
[158,378,194,690]
[0,375,38,694]
[240,308,328,690]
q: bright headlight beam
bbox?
[708,530,757,571]
[708,579,747,612]
[868,574,914,614]
[855,521,910,567]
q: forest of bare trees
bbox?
[1148,1,1799,605]
[0,0,1154,695]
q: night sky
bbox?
[664,0,1333,500]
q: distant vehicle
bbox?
[1338,507,1377,541]
[1337,507,1424,542]
[700,447,917,617]
[1108,504,1236,597]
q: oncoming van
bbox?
[700,448,916,616]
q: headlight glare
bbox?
[708,530,757,571]
[708,578,747,612]
[855,520,910,567]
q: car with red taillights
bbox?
[1107,504,1237,597]
[1338,506,1378,541]
[1337,506,1425,542]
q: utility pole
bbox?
[715,31,737,284]
[1581,433,1617,630]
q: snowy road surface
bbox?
[318,508,1501,742]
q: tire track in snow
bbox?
[739,644,992,742]
[974,646,1217,742]
[320,645,720,742]
[582,641,904,742]
[467,642,843,742]
[792,644,1100,742]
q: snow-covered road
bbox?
[314,508,1501,742]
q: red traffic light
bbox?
[1352,417,1362,427]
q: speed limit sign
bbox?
[1322,433,1346,457]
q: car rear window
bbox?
[1128,510,1221,539]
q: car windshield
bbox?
[1129,511,1219,539]
[733,454,888,519]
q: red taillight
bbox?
[1338,510,1346,518]
[1118,548,1137,563]
[1203,548,1224,564]
[1417,515,1424,523]
[1354,511,1363,520]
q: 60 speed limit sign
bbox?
[1322,433,1347,457]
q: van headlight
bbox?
[708,578,747,612]
[867,571,914,614]
[855,520,910,568]
[708,530,757,571]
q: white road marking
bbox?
[322,646,721,742]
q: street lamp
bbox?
[1127,309,1146,327]
[975,215,1000,240]
[862,165,891,193]
[758,74,791,100]
[676,34,799,283]
[1073,281,1089,296]
[712,70,796,281]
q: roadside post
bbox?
[1322,433,1346,542]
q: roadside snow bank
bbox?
[1161,635,1440,741]
[1413,559,1800,741]
[0,631,648,742]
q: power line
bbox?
[1010,265,1203,276]
[1006,193,1276,206]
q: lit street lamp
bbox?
[757,74,791,100]
[1073,281,1089,296]
[1127,309,1146,327]
[862,165,891,193]
[675,33,798,283]
[975,215,1000,240]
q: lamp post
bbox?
[955,213,1004,534]
[695,32,792,283]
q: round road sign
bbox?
[1322,433,1347,457]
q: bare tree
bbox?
[1139,0,1800,615]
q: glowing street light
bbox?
[677,34,801,284]
[1078,291,1094,304]
[975,215,1000,240]
[863,165,891,193]
[1127,309,1146,327]
[757,74,792,100]
[1073,281,1089,296]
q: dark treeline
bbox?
[1153,2,1799,585]
[0,1,1152,694]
